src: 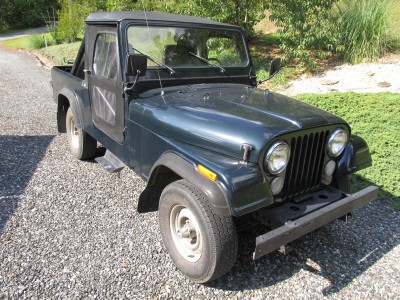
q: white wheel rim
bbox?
[170,205,202,262]
[69,117,80,149]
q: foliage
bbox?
[37,41,82,65]
[297,92,400,210]
[0,0,58,30]
[335,0,389,63]
[0,33,54,50]
[57,0,98,43]
[100,0,267,38]
[267,0,336,68]
[29,34,51,49]
[0,36,33,50]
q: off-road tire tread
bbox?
[161,179,237,283]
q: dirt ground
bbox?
[281,53,400,96]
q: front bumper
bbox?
[253,186,379,259]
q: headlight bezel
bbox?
[264,141,291,175]
[327,128,348,157]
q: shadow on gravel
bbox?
[0,135,54,233]
[207,176,399,296]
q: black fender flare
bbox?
[57,87,84,132]
[138,152,232,216]
[337,135,372,175]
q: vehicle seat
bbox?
[163,40,200,67]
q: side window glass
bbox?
[93,33,118,81]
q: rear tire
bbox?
[159,179,237,283]
[66,108,97,160]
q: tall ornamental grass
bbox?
[336,0,389,63]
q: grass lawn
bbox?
[1,35,33,50]
[0,33,53,51]
[37,42,81,65]
[297,92,400,210]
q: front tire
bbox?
[66,108,97,160]
[159,179,237,283]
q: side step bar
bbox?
[253,185,379,260]
[95,150,126,173]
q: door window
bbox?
[93,33,118,81]
[92,33,118,125]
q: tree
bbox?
[266,0,337,67]
[0,0,59,30]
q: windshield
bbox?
[127,26,249,69]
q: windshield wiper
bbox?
[189,52,226,74]
[131,47,175,75]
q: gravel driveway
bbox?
[0,47,399,299]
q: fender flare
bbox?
[337,135,372,175]
[138,152,232,216]
[58,87,84,130]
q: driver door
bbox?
[87,26,124,143]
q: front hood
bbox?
[136,84,347,162]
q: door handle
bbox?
[83,69,92,75]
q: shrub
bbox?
[57,0,97,43]
[335,0,389,63]
[29,34,46,49]
[29,34,55,49]
[267,0,337,69]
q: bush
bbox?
[29,34,55,49]
[57,0,97,43]
[335,0,389,63]
[29,34,46,49]
[268,0,337,69]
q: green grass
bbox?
[0,35,33,49]
[0,33,53,50]
[336,0,389,63]
[37,42,81,65]
[387,0,400,51]
[297,92,400,210]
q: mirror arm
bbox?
[123,71,141,93]
[257,69,281,85]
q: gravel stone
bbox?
[0,47,399,299]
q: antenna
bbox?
[141,1,164,95]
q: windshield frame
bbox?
[124,23,250,71]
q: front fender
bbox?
[337,135,372,175]
[139,152,231,216]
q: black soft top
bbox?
[85,11,240,28]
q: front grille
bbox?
[281,130,329,200]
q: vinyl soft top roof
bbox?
[85,11,240,28]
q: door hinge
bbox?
[123,127,127,137]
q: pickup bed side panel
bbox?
[51,67,92,131]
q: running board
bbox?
[95,150,126,173]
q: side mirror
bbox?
[269,58,281,76]
[126,54,147,77]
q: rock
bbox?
[367,72,375,77]
[320,79,339,85]
[377,81,391,88]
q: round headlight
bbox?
[327,129,348,157]
[265,141,290,174]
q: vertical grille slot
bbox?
[281,130,328,200]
